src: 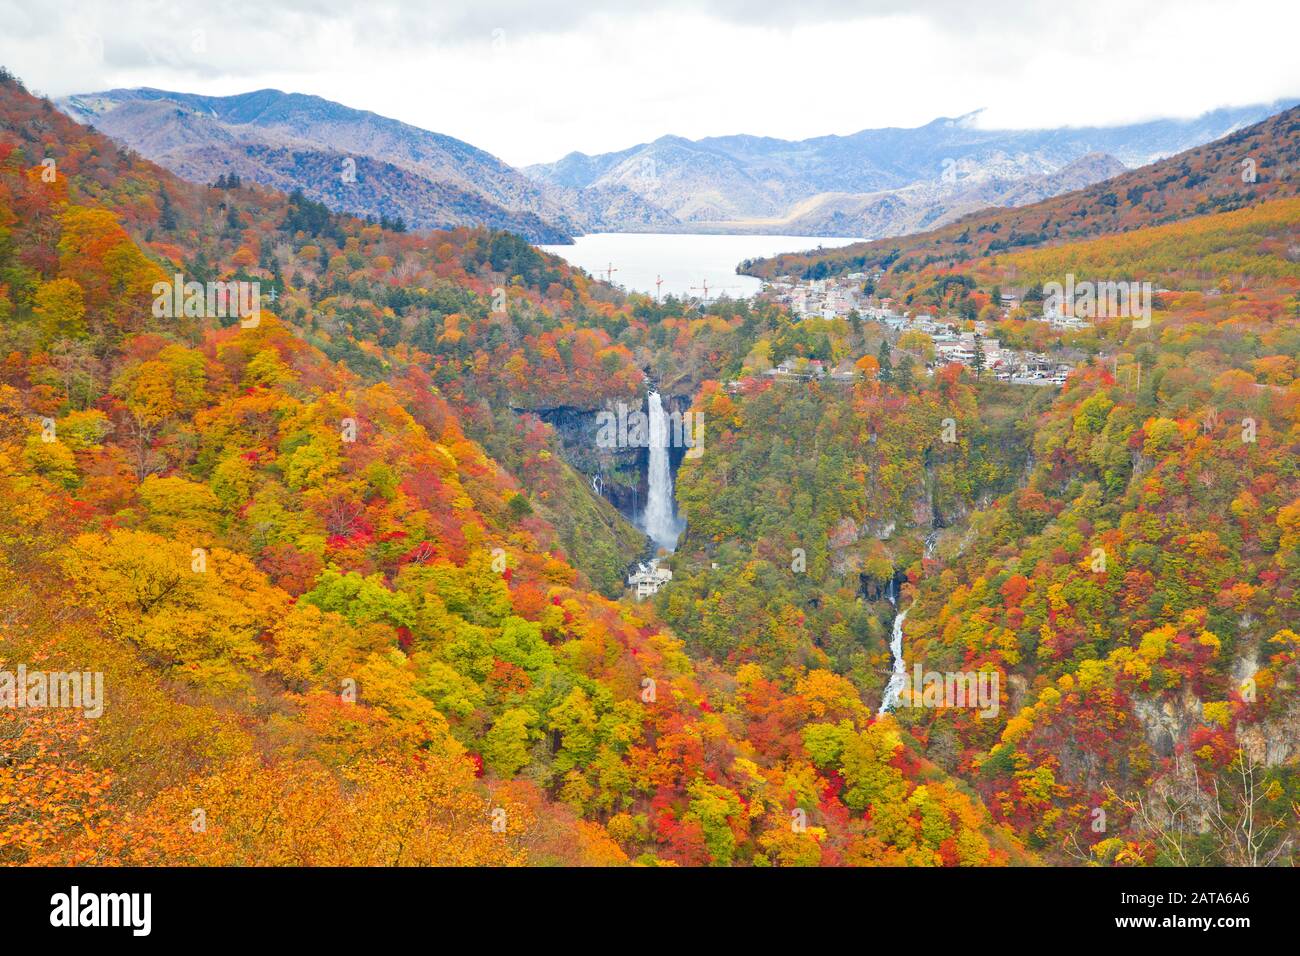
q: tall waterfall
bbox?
[879,607,909,715]
[642,390,682,553]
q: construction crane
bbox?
[655,275,663,302]
[690,279,739,306]
[596,262,619,284]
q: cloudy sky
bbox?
[2,0,1297,166]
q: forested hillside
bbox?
[672,145,1300,864]
[879,207,1300,864]
[0,69,1027,867]
[2,58,1297,869]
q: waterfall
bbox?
[642,390,682,553]
[879,533,940,714]
[879,607,909,715]
[924,530,939,559]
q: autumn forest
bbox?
[0,29,1298,893]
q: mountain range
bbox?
[741,101,1300,279]
[526,102,1298,236]
[57,87,674,243]
[59,88,1297,242]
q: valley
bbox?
[0,29,1297,878]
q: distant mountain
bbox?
[740,103,1300,280]
[527,101,1298,235]
[666,152,1131,239]
[58,88,677,243]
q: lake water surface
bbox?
[539,233,863,300]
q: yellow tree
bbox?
[33,277,87,341]
[62,529,289,692]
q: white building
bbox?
[629,564,672,600]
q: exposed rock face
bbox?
[1132,687,1203,760]
[535,405,644,517]
[827,518,862,578]
[1007,674,1029,715]
[828,517,860,550]
[1238,689,1300,767]
[910,495,934,530]
[535,391,695,526]
[1238,718,1299,767]
[1130,660,1297,769]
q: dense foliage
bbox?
[0,72,1021,867]
[1,69,1295,868]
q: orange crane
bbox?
[597,262,619,284]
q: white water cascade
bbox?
[879,606,909,715]
[879,531,939,714]
[642,390,683,553]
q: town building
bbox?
[628,563,672,599]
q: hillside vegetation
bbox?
[2,66,1296,868]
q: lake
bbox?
[539,233,863,300]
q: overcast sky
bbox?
[2,0,1297,167]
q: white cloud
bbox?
[1,0,1297,165]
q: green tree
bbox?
[895,354,916,391]
[484,708,536,776]
[878,339,894,383]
